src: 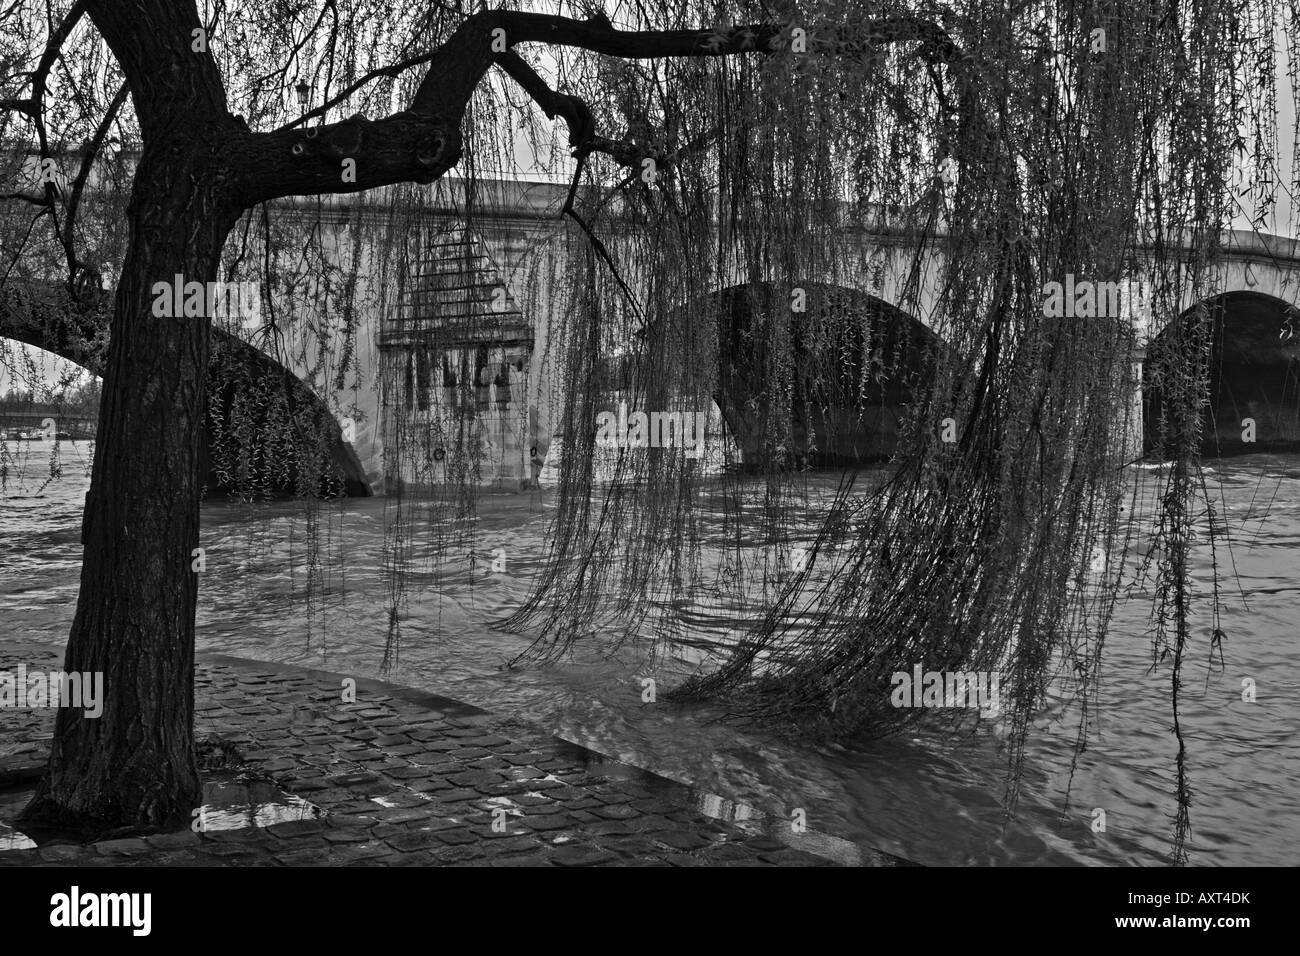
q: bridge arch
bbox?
[203,333,372,498]
[697,281,945,469]
[1143,290,1300,455]
[0,285,370,497]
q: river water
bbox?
[2,437,1297,866]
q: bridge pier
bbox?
[378,229,541,493]
[1125,345,1145,464]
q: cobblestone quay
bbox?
[0,643,910,867]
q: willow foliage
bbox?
[498,0,1285,865]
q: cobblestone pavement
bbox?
[0,643,910,867]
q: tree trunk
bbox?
[21,140,239,836]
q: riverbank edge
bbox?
[0,643,912,867]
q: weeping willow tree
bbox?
[500,0,1282,866]
[0,0,1290,861]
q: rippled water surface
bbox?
[2,438,1297,866]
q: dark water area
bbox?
[2,438,1298,866]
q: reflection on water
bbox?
[0,784,38,849]
[2,440,1298,865]
[0,775,320,847]
[0,821,36,850]
[194,777,322,832]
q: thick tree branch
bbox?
[492,50,593,149]
[231,110,461,206]
[0,0,89,119]
[61,80,128,293]
[85,0,229,141]
[412,11,964,115]
[236,10,964,208]
[10,6,971,264]
[492,44,729,172]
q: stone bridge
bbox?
[4,176,1300,496]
